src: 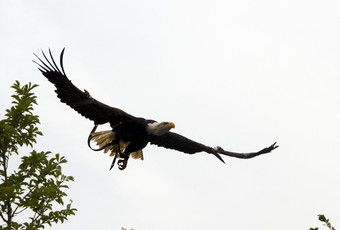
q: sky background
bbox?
[1,0,340,229]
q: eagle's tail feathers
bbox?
[90,130,144,160]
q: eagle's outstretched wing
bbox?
[35,48,278,168]
[34,49,136,126]
[150,132,278,162]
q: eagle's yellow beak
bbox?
[168,122,175,129]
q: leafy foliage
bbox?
[0,81,76,229]
[310,215,336,230]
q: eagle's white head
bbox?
[146,121,175,136]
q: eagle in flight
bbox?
[34,49,278,170]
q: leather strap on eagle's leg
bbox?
[109,150,118,170]
[87,124,113,151]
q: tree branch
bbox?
[0,210,6,223]
[1,151,13,226]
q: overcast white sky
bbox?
[1,0,340,229]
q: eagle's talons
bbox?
[117,158,128,170]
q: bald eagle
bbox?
[34,49,278,170]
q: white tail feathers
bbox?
[90,130,115,153]
[90,130,144,160]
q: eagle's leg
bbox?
[117,147,129,170]
[108,139,121,170]
[109,142,129,170]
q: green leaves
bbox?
[0,81,76,229]
[310,214,336,230]
[1,81,42,157]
